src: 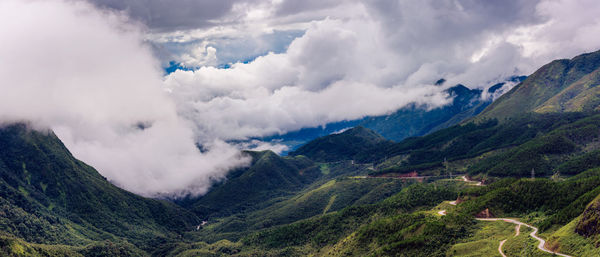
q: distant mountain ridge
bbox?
[260,78,525,153]
[282,50,600,179]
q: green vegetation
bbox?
[5,50,600,256]
[189,177,409,243]
[289,126,394,162]
[358,111,600,178]
[455,172,600,226]
[478,49,600,121]
[448,221,515,256]
[536,68,600,113]
[546,218,600,256]
[358,84,504,142]
[502,226,553,257]
[242,183,468,256]
[575,191,600,238]
[468,113,600,177]
[558,150,600,176]
[0,233,148,257]
[0,124,199,255]
[180,150,321,218]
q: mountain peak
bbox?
[476,49,600,121]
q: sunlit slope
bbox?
[477,50,600,121]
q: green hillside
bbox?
[536,67,600,113]
[241,183,465,256]
[0,124,199,255]
[289,126,394,162]
[477,49,600,121]
[352,111,600,179]
[181,150,321,218]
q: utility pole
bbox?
[444,157,451,178]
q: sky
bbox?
[0,0,599,197]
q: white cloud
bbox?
[235,140,289,154]
[179,41,219,67]
[162,0,600,145]
[0,0,249,198]
[507,0,600,61]
[2,0,600,197]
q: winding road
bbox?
[476,218,573,257]
[498,239,508,257]
[437,176,573,256]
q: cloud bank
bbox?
[0,0,249,197]
[161,0,600,142]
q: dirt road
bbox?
[476,218,573,257]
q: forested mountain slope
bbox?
[289,126,394,162]
[180,150,321,218]
[0,124,199,255]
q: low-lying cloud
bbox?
[0,0,249,198]
[163,17,456,141]
[163,0,600,142]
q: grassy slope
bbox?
[477,49,600,121]
[241,183,464,256]
[536,68,600,113]
[448,171,600,256]
[160,182,467,256]
[502,226,554,257]
[183,162,409,243]
[448,221,515,256]
[545,217,600,257]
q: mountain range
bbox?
[2,50,600,256]
[259,76,525,152]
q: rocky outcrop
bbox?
[475,208,494,218]
[575,197,600,237]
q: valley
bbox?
[3,50,600,256]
